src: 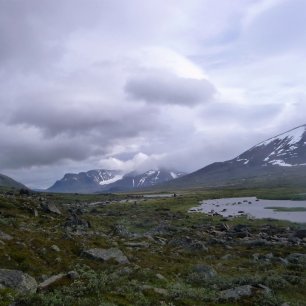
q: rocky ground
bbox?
[0,188,306,305]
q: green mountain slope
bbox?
[0,173,27,189]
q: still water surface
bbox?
[189,197,306,223]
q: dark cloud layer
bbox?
[125,72,216,106]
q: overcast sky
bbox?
[1,0,306,188]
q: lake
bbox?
[189,197,306,223]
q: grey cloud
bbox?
[125,72,216,106]
[243,0,306,55]
[7,91,160,139]
[0,0,305,189]
[200,102,284,127]
[0,128,91,169]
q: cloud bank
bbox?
[1,0,306,188]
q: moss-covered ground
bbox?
[0,187,305,305]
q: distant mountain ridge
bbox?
[47,168,186,193]
[0,173,27,189]
[161,124,306,190]
[47,169,122,193]
[104,169,186,192]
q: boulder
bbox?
[294,229,306,239]
[84,248,129,264]
[0,230,13,241]
[67,271,80,279]
[219,285,254,300]
[41,203,61,215]
[112,224,133,238]
[38,273,65,290]
[51,245,60,252]
[168,236,208,252]
[286,253,306,264]
[191,264,217,280]
[64,213,90,229]
[0,269,37,293]
[124,242,149,248]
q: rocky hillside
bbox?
[162,125,306,190]
[0,173,27,189]
[0,188,305,305]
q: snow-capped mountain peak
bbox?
[256,125,306,148]
[234,125,306,168]
[48,168,186,193]
[48,169,123,193]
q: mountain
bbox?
[47,170,123,193]
[47,169,186,193]
[104,169,186,192]
[0,173,27,189]
[162,124,306,190]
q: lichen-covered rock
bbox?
[67,271,80,279]
[191,264,217,280]
[0,269,37,293]
[51,244,60,252]
[219,285,254,300]
[0,230,13,241]
[286,253,306,264]
[41,202,61,215]
[84,248,129,264]
[38,273,65,290]
[168,236,208,252]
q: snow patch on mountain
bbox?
[170,172,178,179]
[256,125,305,148]
[234,125,306,168]
[99,174,123,185]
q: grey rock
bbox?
[84,248,129,264]
[242,239,271,246]
[286,253,306,264]
[294,229,306,239]
[265,253,274,259]
[168,236,208,252]
[124,241,149,248]
[0,230,13,241]
[41,203,61,215]
[67,271,80,279]
[156,273,166,281]
[221,254,234,260]
[64,212,90,229]
[257,284,271,295]
[252,253,260,261]
[38,273,65,290]
[141,285,168,295]
[112,224,132,238]
[0,269,37,293]
[219,285,254,300]
[33,209,39,217]
[51,245,60,252]
[191,264,217,279]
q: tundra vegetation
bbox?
[0,186,306,305]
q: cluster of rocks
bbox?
[0,269,80,293]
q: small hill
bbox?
[0,173,27,189]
